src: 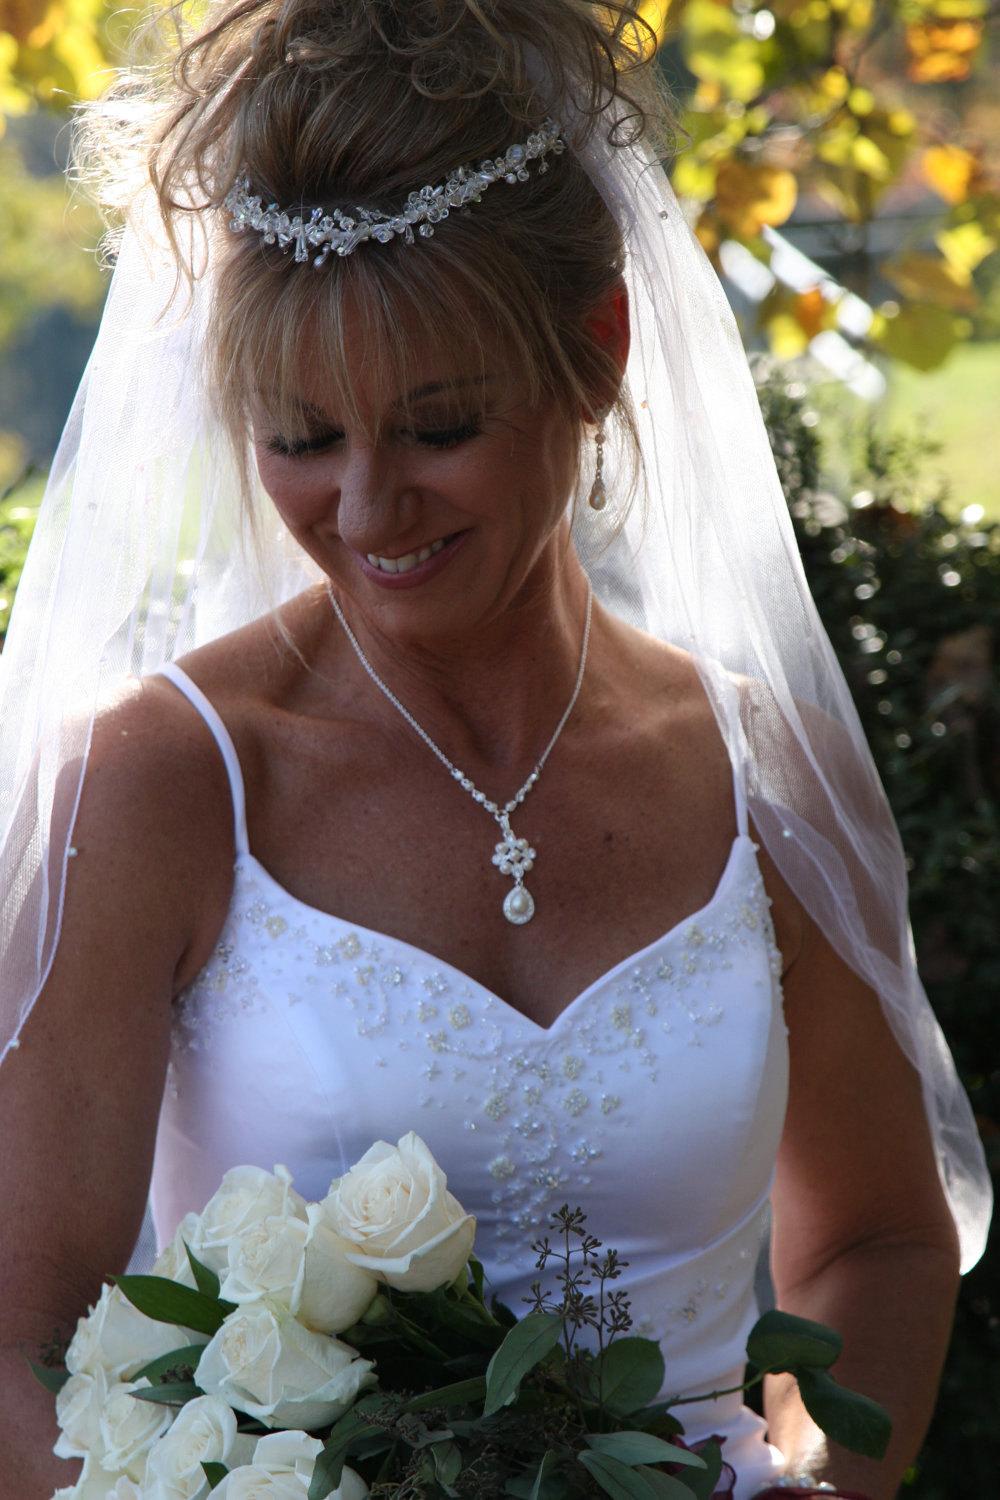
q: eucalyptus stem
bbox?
[666,1368,766,1407]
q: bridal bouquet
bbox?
[36,1133,889,1500]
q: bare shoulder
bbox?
[604,622,807,970]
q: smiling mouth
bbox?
[365,536,451,575]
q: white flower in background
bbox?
[188,1166,307,1274]
[53,1457,145,1497]
[65,1283,187,1382]
[98,1379,174,1480]
[321,1132,475,1292]
[143,1394,238,1499]
[195,1303,375,1429]
[151,1212,203,1286]
[220,1204,378,1335]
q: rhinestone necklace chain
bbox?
[326,580,594,925]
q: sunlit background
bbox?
[0,2,996,1493]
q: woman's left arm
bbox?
[764,892,962,1500]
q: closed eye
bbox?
[264,421,482,459]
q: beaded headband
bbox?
[224,117,565,267]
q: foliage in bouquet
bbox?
[35,1134,890,1500]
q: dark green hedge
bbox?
[1,403,996,1490]
[758,375,999,1496]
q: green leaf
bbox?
[469,1255,486,1303]
[185,1242,222,1299]
[530,1450,558,1500]
[746,1310,843,1373]
[675,1441,723,1500]
[202,1463,229,1490]
[578,1450,696,1500]
[309,1407,385,1500]
[132,1343,209,1384]
[796,1368,892,1460]
[29,1361,69,1394]
[628,1405,685,1438]
[588,1338,666,1415]
[483,1311,563,1416]
[431,1439,463,1491]
[114,1275,236,1338]
[402,1376,487,1412]
[130,1380,202,1405]
[585,1433,706,1469]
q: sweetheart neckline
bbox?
[229,831,762,1037]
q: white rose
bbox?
[250,1430,322,1479]
[55,1369,106,1459]
[66,1283,188,1382]
[220,1206,378,1336]
[53,1457,144,1498]
[190,1166,307,1274]
[321,1132,475,1292]
[98,1379,173,1480]
[250,1435,367,1500]
[144,1394,237,1499]
[152,1212,203,1287]
[211,1468,308,1500]
[195,1303,375,1429]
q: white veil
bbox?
[0,73,990,1273]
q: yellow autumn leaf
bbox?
[905,19,983,82]
[715,159,797,237]
[883,251,977,311]
[851,133,892,181]
[923,145,979,204]
[765,311,810,358]
[937,221,997,278]
[0,0,51,44]
[870,303,961,371]
[672,152,718,202]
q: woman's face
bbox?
[251,301,580,647]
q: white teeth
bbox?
[366,537,449,575]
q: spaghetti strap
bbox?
[155,662,250,857]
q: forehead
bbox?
[263,272,508,428]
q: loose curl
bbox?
[74,1,679,550]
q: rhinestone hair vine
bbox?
[224,117,566,268]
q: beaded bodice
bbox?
[150,662,790,1499]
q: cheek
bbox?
[254,450,332,530]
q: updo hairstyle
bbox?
[77,1,678,510]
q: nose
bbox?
[334,443,420,553]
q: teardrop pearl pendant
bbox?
[503,883,536,925]
[588,423,607,511]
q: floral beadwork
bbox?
[170,843,785,1265]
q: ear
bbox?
[582,276,630,421]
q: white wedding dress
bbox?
[149,662,789,1498]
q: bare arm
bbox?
[765,900,961,1498]
[0,681,226,1497]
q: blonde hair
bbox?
[76,1,678,555]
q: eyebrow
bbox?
[299,375,496,422]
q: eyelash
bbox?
[265,421,483,459]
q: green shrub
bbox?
[758,370,999,1496]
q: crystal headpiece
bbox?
[224,117,565,267]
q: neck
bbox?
[327,539,595,777]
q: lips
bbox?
[366,537,448,575]
[356,530,470,589]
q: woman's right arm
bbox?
[0,680,225,1497]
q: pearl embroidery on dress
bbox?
[170,838,784,1263]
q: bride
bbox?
[0,2,990,1497]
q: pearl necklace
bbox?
[326,580,593,925]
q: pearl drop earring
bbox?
[588,422,607,511]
